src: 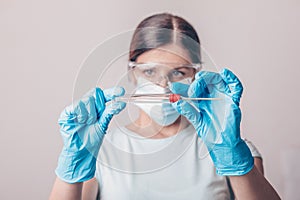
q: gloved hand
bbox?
[170,68,254,176]
[55,87,126,183]
[168,81,189,97]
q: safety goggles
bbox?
[128,61,201,84]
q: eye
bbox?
[171,70,185,78]
[143,68,156,77]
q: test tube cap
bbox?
[169,94,181,103]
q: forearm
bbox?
[229,166,281,200]
[49,177,83,200]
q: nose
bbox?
[156,75,169,88]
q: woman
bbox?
[50,13,280,199]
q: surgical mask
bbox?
[134,78,180,126]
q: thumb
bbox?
[95,101,126,135]
[219,68,243,106]
[93,86,125,119]
[169,82,189,97]
[171,99,202,130]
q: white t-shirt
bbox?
[95,125,261,200]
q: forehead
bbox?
[136,45,192,64]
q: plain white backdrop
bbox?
[1,0,300,199]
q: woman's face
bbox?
[133,45,196,87]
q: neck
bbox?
[126,111,190,139]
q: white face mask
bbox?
[134,78,180,126]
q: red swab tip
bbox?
[169,94,181,103]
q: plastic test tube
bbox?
[114,93,222,103]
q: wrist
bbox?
[209,139,254,176]
[55,147,97,183]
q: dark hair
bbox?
[129,13,202,64]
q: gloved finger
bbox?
[219,68,243,105]
[76,94,98,125]
[168,82,189,97]
[76,100,92,124]
[58,100,88,125]
[171,99,202,130]
[85,95,97,125]
[95,101,126,134]
[189,71,230,97]
[187,77,208,98]
[93,87,125,118]
[103,87,125,102]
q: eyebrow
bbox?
[173,66,195,70]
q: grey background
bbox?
[1,0,300,199]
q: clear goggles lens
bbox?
[128,62,201,84]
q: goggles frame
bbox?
[128,61,202,70]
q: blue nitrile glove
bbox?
[168,82,189,97]
[170,68,254,176]
[55,87,126,183]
